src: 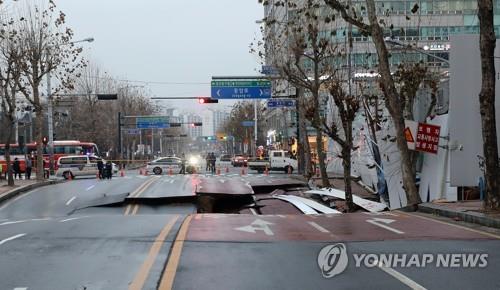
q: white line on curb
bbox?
[66,196,76,206]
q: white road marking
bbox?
[249,208,257,215]
[219,179,226,183]
[85,185,96,191]
[0,190,37,211]
[235,219,274,236]
[376,260,427,290]
[366,218,404,234]
[169,179,175,184]
[308,221,330,233]
[13,287,28,290]
[59,216,89,223]
[66,196,76,206]
[0,233,26,245]
[0,220,27,226]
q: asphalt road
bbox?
[0,168,499,290]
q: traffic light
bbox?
[42,136,48,146]
[190,122,203,127]
[198,97,218,104]
[97,94,118,100]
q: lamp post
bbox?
[47,37,94,175]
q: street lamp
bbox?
[47,37,94,175]
[384,37,450,64]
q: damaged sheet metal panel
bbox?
[275,195,341,214]
[306,188,387,213]
[272,195,318,214]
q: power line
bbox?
[89,76,210,86]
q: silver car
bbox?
[147,157,182,175]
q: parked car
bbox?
[232,155,248,167]
[147,157,182,175]
[248,150,297,173]
[56,155,97,179]
[220,154,232,162]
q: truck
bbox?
[247,150,298,173]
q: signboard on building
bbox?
[211,80,271,99]
[136,117,169,129]
[404,120,440,155]
[416,123,441,154]
[124,128,141,135]
[241,121,255,127]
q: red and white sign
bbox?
[404,120,418,150]
[415,123,441,154]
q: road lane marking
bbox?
[129,215,179,290]
[0,220,28,226]
[0,233,26,245]
[131,204,140,215]
[249,208,257,215]
[124,178,157,215]
[169,179,175,184]
[366,218,404,234]
[376,259,427,290]
[85,185,96,191]
[308,221,330,233]
[66,196,76,206]
[14,287,28,290]
[159,215,193,290]
[399,211,500,239]
[59,216,89,223]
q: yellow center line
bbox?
[158,215,193,290]
[399,211,500,240]
[131,204,140,215]
[128,215,179,290]
[124,177,158,215]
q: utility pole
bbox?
[254,99,258,154]
[118,112,122,159]
[47,71,54,175]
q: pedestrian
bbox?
[0,163,3,180]
[210,152,216,174]
[43,159,49,179]
[97,159,104,179]
[25,157,32,180]
[180,153,186,175]
[205,153,211,172]
[105,161,113,180]
[12,158,21,179]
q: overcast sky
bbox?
[56,0,263,114]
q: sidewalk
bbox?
[418,200,500,229]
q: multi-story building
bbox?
[184,114,203,138]
[202,109,230,137]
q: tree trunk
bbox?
[478,0,500,209]
[33,85,45,181]
[365,0,420,206]
[4,119,15,186]
[312,91,330,187]
[343,122,354,212]
[297,87,313,178]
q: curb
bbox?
[418,203,500,229]
[0,179,64,204]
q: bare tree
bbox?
[324,0,421,206]
[16,1,84,180]
[477,0,500,209]
[0,15,24,186]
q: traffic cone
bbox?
[225,166,229,173]
[120,169,125,177]
[96,172,100,180]
[216,166,221,176]
[264,165,269,176]
[241,167,245,176]
[288,165,292,175]
[68,173,72,181]
[168,167,173,176]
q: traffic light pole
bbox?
[118,112,122,159]
[47,71,55,175]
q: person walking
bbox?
[105,161,113,180]
[205,153,211,172]
[97,159,104,179]
[25,157,32,180]
[210,152,216,174]
[12,158,21,179]
[180,153,186,175]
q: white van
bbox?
[56,155,117,179]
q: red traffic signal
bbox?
[190,122,203,127]
[198,97,218,104]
